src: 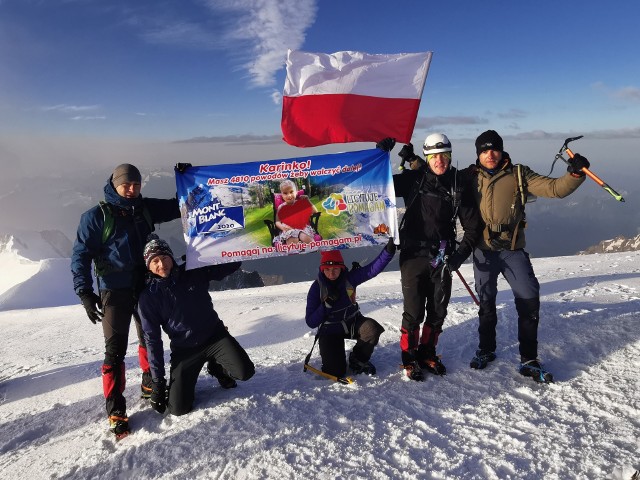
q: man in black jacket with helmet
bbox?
[378,134,482,381]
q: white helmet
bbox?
[423,133,452,156]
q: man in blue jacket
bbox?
[305,241,396,378]
[71,163,180,438]
[138,235,255,417]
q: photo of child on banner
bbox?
[175,148,399,270]
[265,179,322,247]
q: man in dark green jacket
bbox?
[464,130,590,382]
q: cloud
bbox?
[497,108,528,119]
[138,20,223,50]
[505,127,640,141]
[613,86,640,102]
[592,82,640,102]
[40,104,100,113]
[270,89,282,105]
[70,116,106,121]
[208,0,318,87]
[130,1,317,89]
[173,134,282,145]
[415,115,488,129]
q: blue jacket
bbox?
[305,247,394,336]
[71,178,180,294]
[138,261,241,380]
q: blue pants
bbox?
[472,248,540,361]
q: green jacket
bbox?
[465,154,585,251]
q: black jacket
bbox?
[393,166,481,260]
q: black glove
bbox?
[385,237,397,254]
[566,154,590,176]
[79,291,103,324]
[350,262,361,271]
[324,288,340,308]
[397,143,415,162]
[175,163,192,173]
[150,378,167,414]
[445,251,465,271]
[376,137,396,152]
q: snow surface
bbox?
[0,251,639,479]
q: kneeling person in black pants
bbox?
[138,235,255,416]
[305,240,396,378]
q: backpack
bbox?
[99,201,154,244]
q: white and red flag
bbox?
[281,50,432,147]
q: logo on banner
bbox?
[184,185,246,237]
[322,191,386,217]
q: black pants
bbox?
[473,248,540,362]
[168,329,255,416]
[100,288,148,416]
[319,315,384,378]
[400,256,451,338]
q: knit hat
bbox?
[112,163,142,188]
[320,250,346,271]
[143,234,174,269]
[475,130,504,156]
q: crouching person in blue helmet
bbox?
[137,235,255,416]
[305,239,396,378]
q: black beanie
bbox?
[475,130,504,156]
[143,234,174,269]
[112,164,142,188]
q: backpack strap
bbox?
[511,164,530,250]
[99,201,154,244]
[99,201,114,244]
[319,277,357,305]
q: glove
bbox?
[376,137,396,152]
[445,251,465,271]
[79,291,103,324]
[397,143,415,162]
[566,154,590,176]
[350,262,361,271]
[324,288,340,308]
[385,237,397,254]
[150,378,167,414]
[175,163,192,173]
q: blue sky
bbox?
[1,0,640,174]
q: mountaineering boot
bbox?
[402,361,424,381]
[207,362,237,389]
[108,411,130,439]
[470,350,497,370]
[417,344,446,376]
[420,356,446,376]
[519,359,554,383]
[348,351,376,375]
[140,370,153,399]
[401,349,424,381]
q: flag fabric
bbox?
[281,50,432,148]
[175,149,399,270]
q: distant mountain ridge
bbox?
[580,234,640,254]
[0,229,73,260]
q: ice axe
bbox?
[550,136,625,202]
[455,269,479,306]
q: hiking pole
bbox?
[551,136,625,202]
[455,269,479,306]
